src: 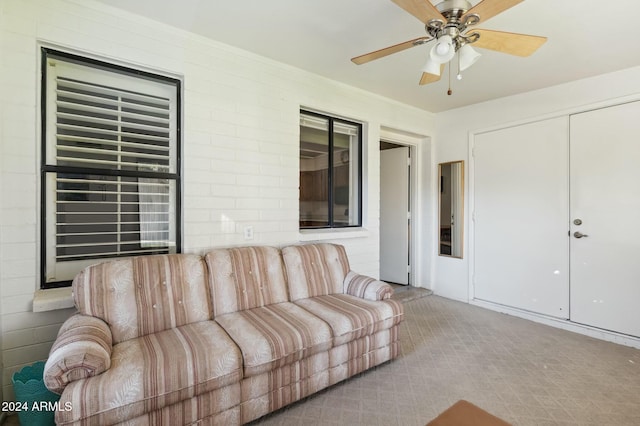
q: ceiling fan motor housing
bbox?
[429,0,480,49]
[436,0,472,20]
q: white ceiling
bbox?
[94,0,640,113]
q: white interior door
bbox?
[473,117,569,318]
[570,101,640,337]
[380,146,409,285]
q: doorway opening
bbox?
[380,141,412,285]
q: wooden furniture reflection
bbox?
[440,226,452,256]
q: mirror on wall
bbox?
[439,161,464,258]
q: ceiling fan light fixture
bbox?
[430,35,455,63]
[458,43,481,71]
[422,57,441,76]
[435,40,451,56]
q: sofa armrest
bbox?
[343,271,394,301]
[44,314,113,394]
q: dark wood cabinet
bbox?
[299,168,328,201]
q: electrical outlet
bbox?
[243,226,254,240]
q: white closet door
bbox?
[570,101,640,337]
[473,117,569,318]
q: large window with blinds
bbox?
[41,49,181,288]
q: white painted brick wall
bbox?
[0,0,435,401]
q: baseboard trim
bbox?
[470,299,640,349]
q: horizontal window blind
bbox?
[55,76,172,172]
[54,174,173,262]
[42,49,181,287]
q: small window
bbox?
[299,111,362,229]
[41,49,181,288]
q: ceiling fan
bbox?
[351,0,546,92]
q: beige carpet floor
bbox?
[252,295,640,426]
[5,293,639,425]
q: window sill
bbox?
[299,227,370,242]
[33,287,74,313]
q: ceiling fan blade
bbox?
[472,29,547,57]
[351,37,431,65]
[419,65,445,85]
[463,0,523,24]
[391,0,445,24]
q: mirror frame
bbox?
[438,160,464,258]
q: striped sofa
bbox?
[43,243,404,425]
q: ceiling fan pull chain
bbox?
[447,62,452,96]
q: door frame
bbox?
[379,127,425,287]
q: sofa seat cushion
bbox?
[216,302,333,378]
[55,321,242,425]
[294,294,404,346]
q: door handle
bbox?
[574,231,589,239]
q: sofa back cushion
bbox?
[73,254,211,344]
[205,246,289,316]
[281,243,350,301]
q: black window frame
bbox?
[299,109,363,229]
[40,48,182,289]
